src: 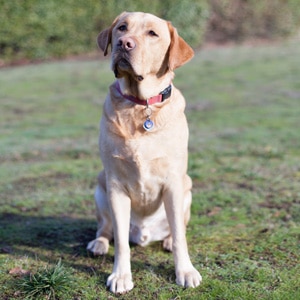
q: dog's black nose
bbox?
[118,37,136,51]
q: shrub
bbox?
[0,0,299,64]
[205,0,300,43]
[0,0,102,62]
[159,0,209,48]
[0,0,208,63]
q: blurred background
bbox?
[0,0,299,66]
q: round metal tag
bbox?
[143,119,154,131]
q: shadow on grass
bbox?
[0,213,173,278]
[0,213,112,273]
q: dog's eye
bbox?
[118,25,127,32]
[149,30,158,37]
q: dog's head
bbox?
[97,12,194,83]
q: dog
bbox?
[87,11,202,294]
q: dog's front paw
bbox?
[107,272,134,294]
[176,267,202,288]
[87,237,109,256]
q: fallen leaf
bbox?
[207,206,222,217]
[9,267,30,276]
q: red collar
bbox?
[115,81,172,106]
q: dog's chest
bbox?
[110,140,169,213]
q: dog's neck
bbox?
[115,81,172,106]
[117,72,174,100]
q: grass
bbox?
[17,259,74,299]
[0,40,299,299]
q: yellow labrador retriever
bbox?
[87,11,202,294]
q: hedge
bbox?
[0,0,207,63]
[0,0,103,61]
[205,0,300,43]
[0,0,299,63]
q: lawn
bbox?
[0,40,299,299]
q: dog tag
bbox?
[143,118,154,131]
[143,100,154,131]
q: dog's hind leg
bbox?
[87,171,113,255]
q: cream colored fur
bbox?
[87,12,202,294]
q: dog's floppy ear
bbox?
[168,22,194,70]
[97,12,127,56]
[97,28,111,56]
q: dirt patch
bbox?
[258,200,294,211]
[3,172,72,199]
[0,52,104,69]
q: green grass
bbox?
[1,40,299,299]
[17,259,75,300]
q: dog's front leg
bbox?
[163,185,202,288]
[106,186,133,294]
